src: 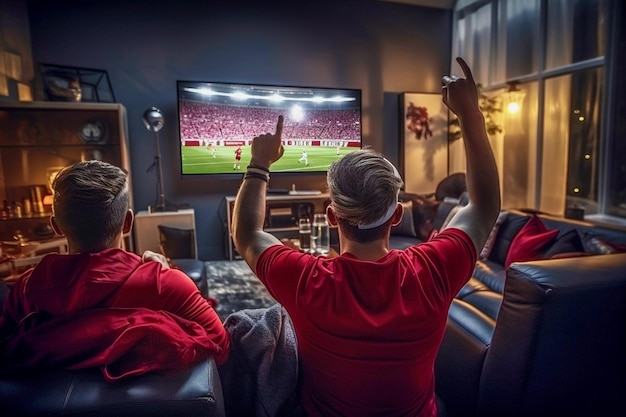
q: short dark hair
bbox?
[52,160,129,252]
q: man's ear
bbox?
[49,216,64,236]
[326,205,338,227]
[123,209,134,234]
[390,203,404,227]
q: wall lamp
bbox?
[503,81,525,114]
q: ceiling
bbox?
[380,0,455,10]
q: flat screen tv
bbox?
[176,80,362,176]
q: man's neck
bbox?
[339,237,390,262]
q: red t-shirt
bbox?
[256,228,476,417]
[0,248,230,377]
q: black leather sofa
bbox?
[0,224,219,416]
[3,204,625,416]
[438,252,626,417]
[368,197,626,416]
[0,357,225,416]
[0,270,222,416]
[433,209,626,417]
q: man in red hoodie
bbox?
[0,160,229,380]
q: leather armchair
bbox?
[435,253,626,417]
[0,358,225,417]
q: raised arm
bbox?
[442,57,501,253]
[232,116,285,272]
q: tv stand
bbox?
[224,193,329,260]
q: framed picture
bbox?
[399,92,449,195]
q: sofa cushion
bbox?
[488,213,529,265]
[440,204,463,230]
[472,259,507,294]
[581,231,626,255]
[399,193,440,241]
[543,229,585,259]
[505,214,558,268]
[432,201,459,231]
[460,290,503,321]
[479,211,509,261]
[456,277,490,299]
[446,298,496,347]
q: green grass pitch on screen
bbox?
[181,145,355,175]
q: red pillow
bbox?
[505,214,559,268]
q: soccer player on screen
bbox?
[234,146,242,170]
[298,149,309,166]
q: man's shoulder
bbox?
[151,265,200,292]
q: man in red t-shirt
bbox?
[231,57,500,416]
[0,160,229,380]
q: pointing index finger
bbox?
[275,115,284,137]
[456,57,474,83]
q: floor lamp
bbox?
[143,107,177,213]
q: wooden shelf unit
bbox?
[0,101,133,254]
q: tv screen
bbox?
[176,81,362,176]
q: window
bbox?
[545,0,606,69]
[566,68,603,214]
[450,0,621,224]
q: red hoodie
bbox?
[0,248,229,380]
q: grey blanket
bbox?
[218,304,300,417]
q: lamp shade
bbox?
[142,107,164,133]
[503,82,525,114]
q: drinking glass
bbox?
[298,218,313,253]
[312,213,330,255]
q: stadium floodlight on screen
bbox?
[176,80,362,176]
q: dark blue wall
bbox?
[26,0,452,259]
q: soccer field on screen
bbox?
[181,145,356,175]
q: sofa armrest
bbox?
[478,253,626,417]
[0,358,225,417]
[435,298,496,417]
